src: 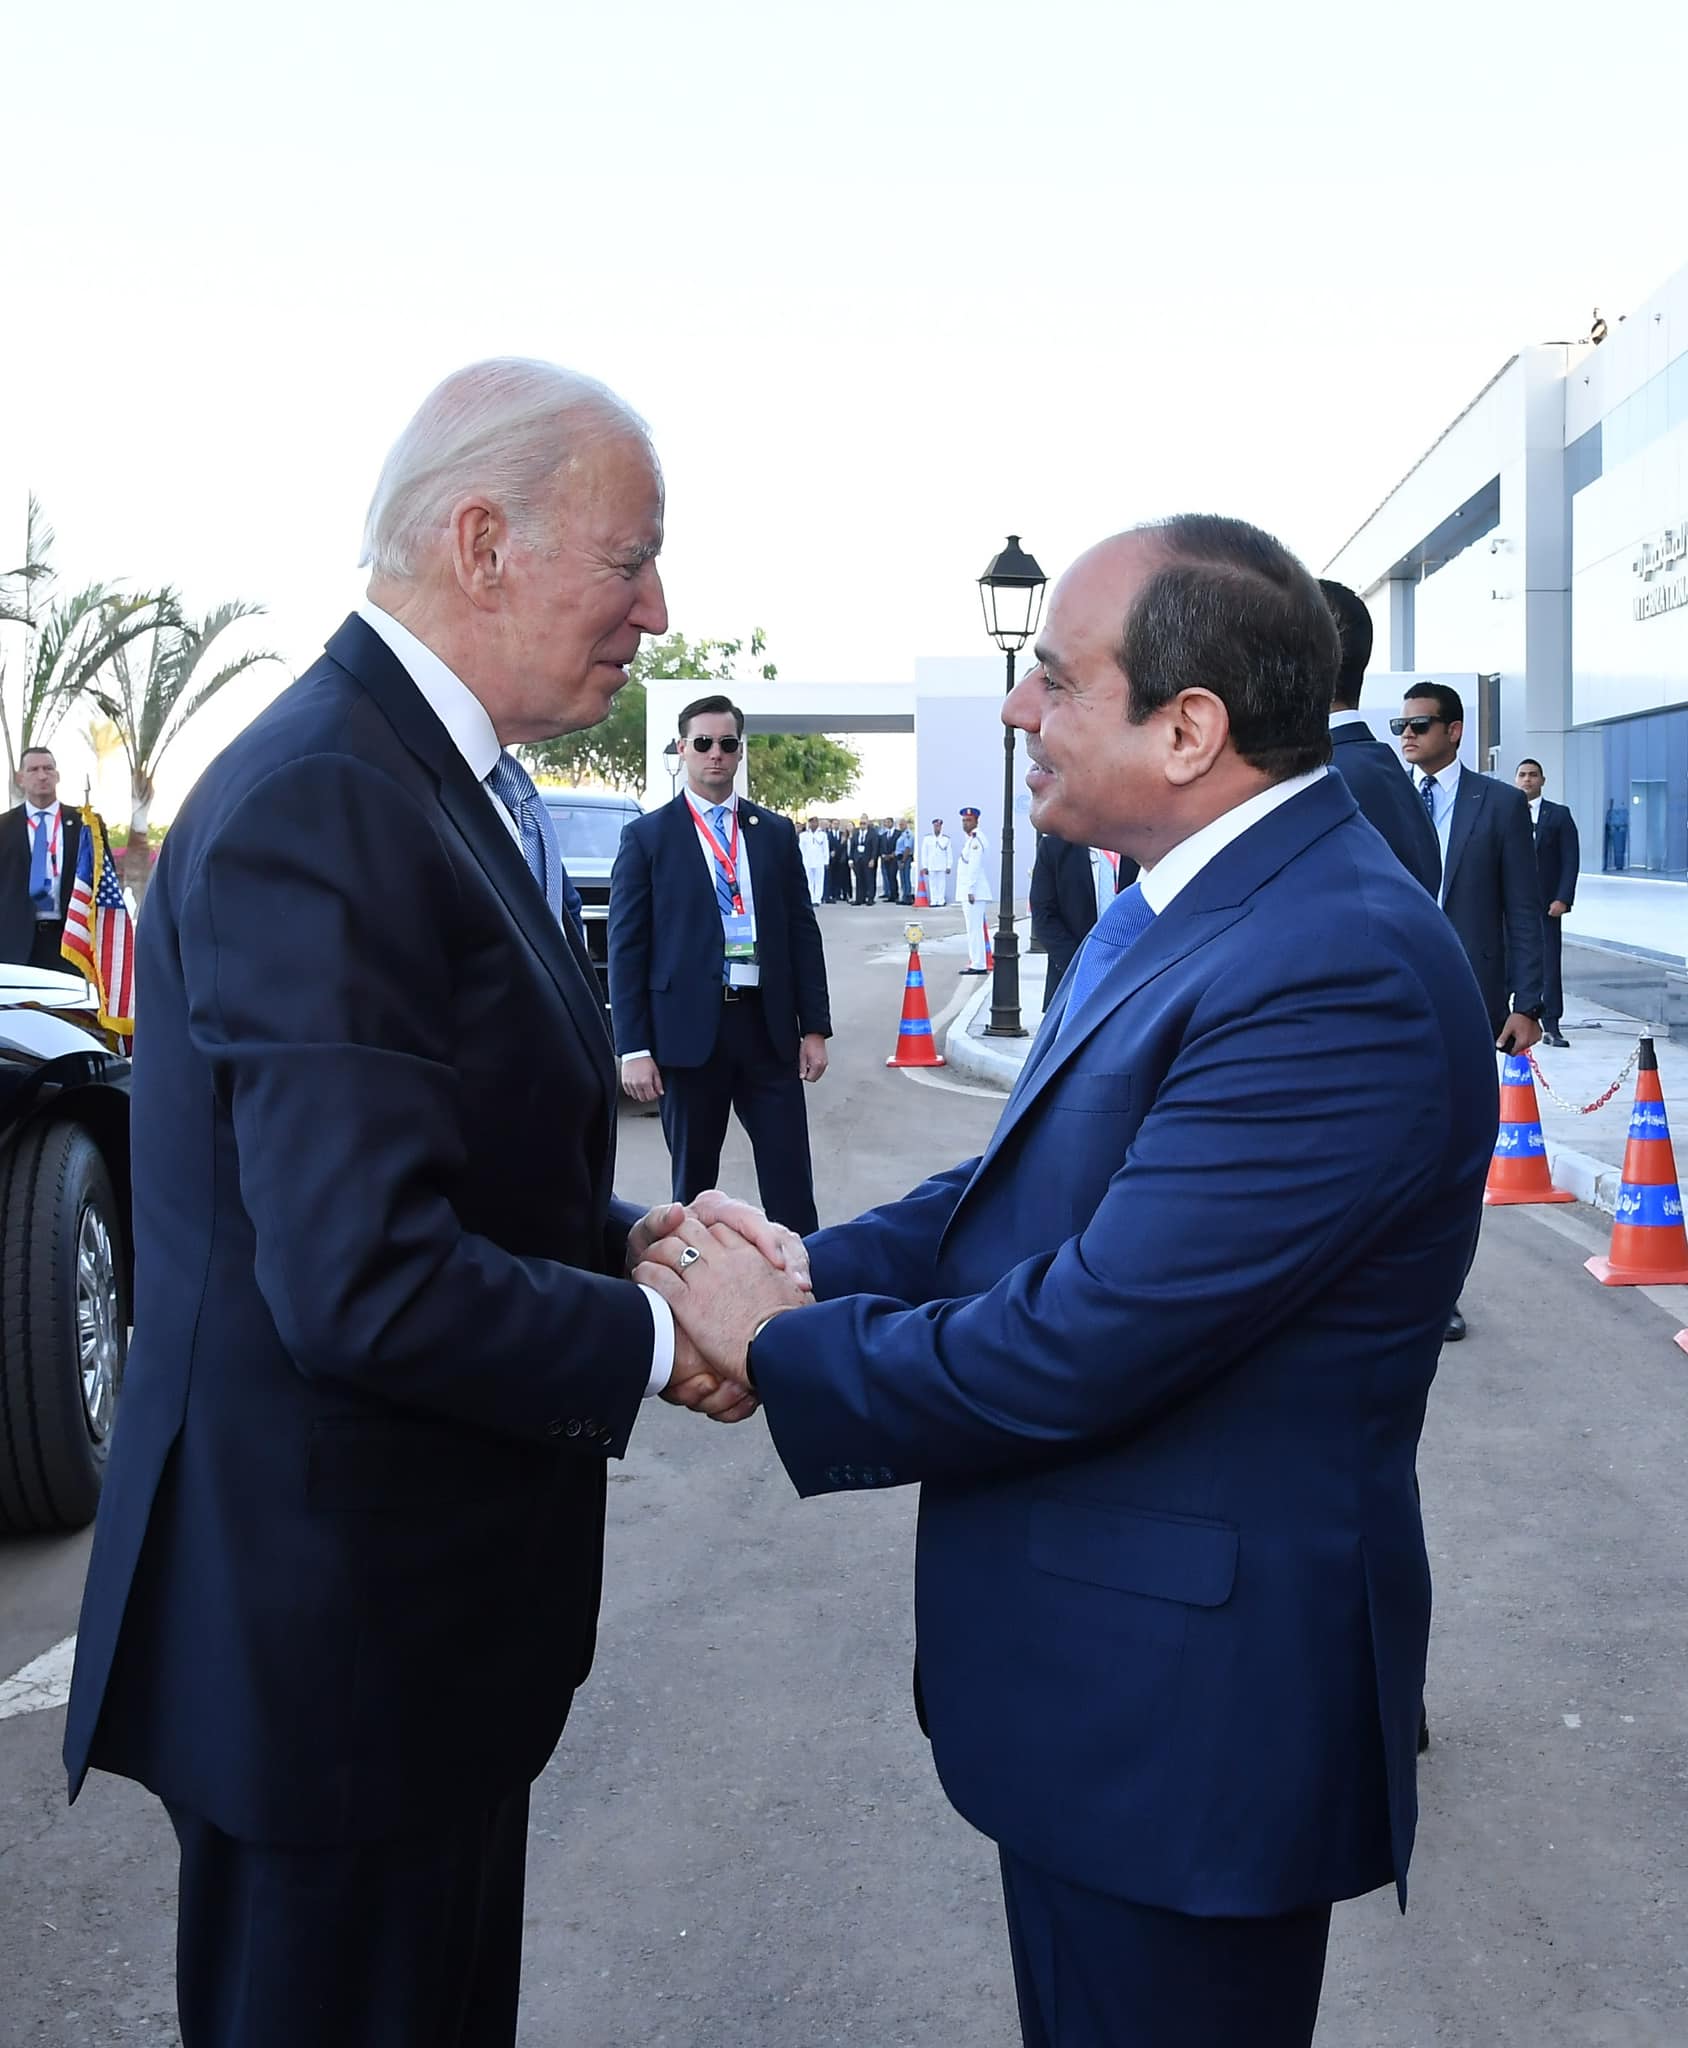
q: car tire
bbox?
[0,1120,128,1534]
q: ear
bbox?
[448,496,505,607]
[1162,687,1232,787]
[1448,719,1464,748]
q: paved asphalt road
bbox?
[4,894,1688,2045]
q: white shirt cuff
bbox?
[639,1283,674,1397]
[621,1050,652,1066]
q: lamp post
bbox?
[977,534,1047,1037]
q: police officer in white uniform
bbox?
[799,816,829,905]
[955,804,993,974]
[920,817,953,908]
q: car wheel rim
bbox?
[76,1203,121,1442]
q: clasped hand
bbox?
[626,1193,811,1423]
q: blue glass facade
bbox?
[1600,708,1688,876]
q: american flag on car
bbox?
[60,808,135,1038]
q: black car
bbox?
[0,964,132,1534]
[540,789,643,1014]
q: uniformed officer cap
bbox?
[958,805,980,818]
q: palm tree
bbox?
[0,494,175,801]
[87,597,283,906]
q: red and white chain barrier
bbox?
[1526,1041,1641,1117]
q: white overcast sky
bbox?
[2,0,1683,812]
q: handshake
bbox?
[625,1191,813,1424]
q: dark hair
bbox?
[677,693,744,738]
[1120,515,1336,779]
[19,746,56,768]
[1516,756,1544,776]
[1403,681,1464,726]
[1316,579,1372,706]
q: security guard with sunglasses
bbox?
[608,692,832,1232]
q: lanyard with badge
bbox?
[695,804,757,964]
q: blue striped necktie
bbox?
[486,751,584,943]
[1056,880,1157,1045]
[708,805,738,917]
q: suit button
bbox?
[584,1418,603,1435]
[546,1420,565,1438]
[826,1466,842,1486]
[565,1420,583,1439]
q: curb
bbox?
[1543,1139,1624,1217]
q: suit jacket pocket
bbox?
[1048,1069,1133,1116]
[1028,1499,1238,1607]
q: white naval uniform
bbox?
[956,828,993,968]
[798,827,829,905]
[920,832,953,908]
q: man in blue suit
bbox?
[1514,757,1580,1046]
[1316,579,1440,895]
[62,360,780,2048]
[642,516,1497,2047]
[609,694,831,1235]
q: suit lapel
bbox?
[324,616,614,1099]
[1441,773,1484,900]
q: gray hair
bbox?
[359,357,652,579]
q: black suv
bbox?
[1,965,132,1534]
[540,789,643,1016]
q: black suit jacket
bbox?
[1531,797,1580,909]
[1435,770,1546,1034]
[0,801,84,962]
[65,615,654,1845]
[608,793,831,1069]
[1327,721,1441,897]
[849,826,879,865]
[1029,834,1140,990]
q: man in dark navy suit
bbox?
[1515,757,1580,1045]
[1,746,85,967]
[643,516,1496,2048]
[1029,831,1140,990]
[609,694,831,1235]
[1316,580,1440,895]
[62,360,780,2048]
[1397,682,1542,1341]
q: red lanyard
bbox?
[27,807,62,874]
[690,800,744,914]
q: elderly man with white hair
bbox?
[63,359,785,2048]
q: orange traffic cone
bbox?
[1484,1053,1574,1205]
[1585,1038,1688,1286]
[914,870,930,909]
[885,934,945,1068]
[984,917,994,971]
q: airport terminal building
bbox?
[1325,252,1688,995]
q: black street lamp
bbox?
[977,534,1047,1037]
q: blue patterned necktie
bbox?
[27,809,55,916]
[1420,772,1438,823]
[707,803,741,984]
[486,752,584,944]
[1056,880,1157,1045]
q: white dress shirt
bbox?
[1088,846,1114,920]
[356,600,673,1398]
[1527,795,1541,829]
[1413,758,1461,906]
[1139,768,1329,914]
[683,786,761,988]
[1328,708,1369,732]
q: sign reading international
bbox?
[1632,520,1688,621]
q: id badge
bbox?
[723,909,757,962]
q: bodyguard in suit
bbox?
[1316,581,1441,896]
[62,360,762,2048]
[1,747,84,967]
[1029,831,1140,990]
[849,816,879,903]
[1396,683,1542,1341]
[1515,758,1580,1046]
[609,694,831,1235]
[642,516,1497,2048]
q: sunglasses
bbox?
[687,733,742,754]
[1389,715,1446,737]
